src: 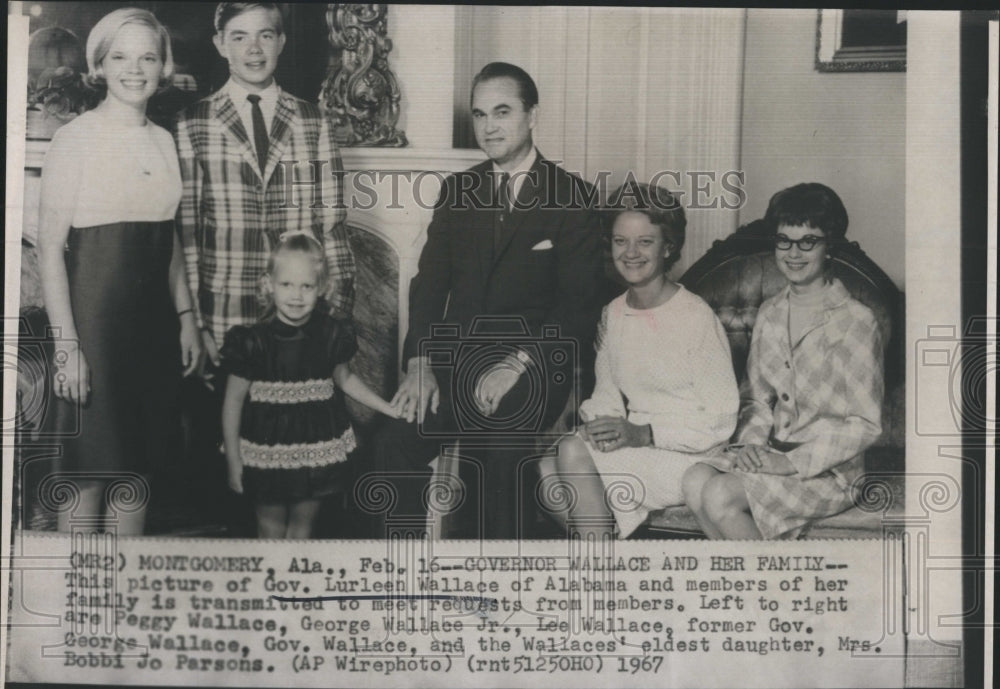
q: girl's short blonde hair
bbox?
[86,8,174,87]
[258,232,329,319]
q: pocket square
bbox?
[531,239,554,251]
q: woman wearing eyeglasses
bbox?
[682,183,884,539]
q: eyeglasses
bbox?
[774,234,826,251]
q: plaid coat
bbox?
[176,87,355,344]
[731,278,884,538]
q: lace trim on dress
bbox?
[249,378,334,404]
[240,428,356,468]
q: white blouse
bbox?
[580,286,739,453]
[41,110,182,228]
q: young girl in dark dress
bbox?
[220,232,398,538]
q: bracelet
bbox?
[177,308,193,317]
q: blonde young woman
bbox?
[542,183,739,539]
[38,9,201,534]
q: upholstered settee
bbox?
[644,221,906,538]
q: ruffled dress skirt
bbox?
[238,377,355,503]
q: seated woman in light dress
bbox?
[541,182,739,539]
[682,183,883,539]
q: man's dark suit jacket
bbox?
[402,154,605,382]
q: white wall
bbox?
[450,7,905,286]
[740,8,906,288]
[454,6,746,277]
[388,5,456,149]
[904,10,963,647]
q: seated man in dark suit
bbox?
[373,62,606,539]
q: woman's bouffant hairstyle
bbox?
[258,232,328,319]
[605,181,686,271]
[764,182,849,246]
[85,8,174,88]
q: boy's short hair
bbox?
[214,3,284,34]
[86,7,174,86]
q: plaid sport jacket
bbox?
[176,87,355,345]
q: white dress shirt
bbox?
[224,78,280,138]
[493,147,538,209]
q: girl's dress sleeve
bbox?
[784,307,884,478]
[329,318,359,368]
[578,305,627,421]
[220,326,260,380]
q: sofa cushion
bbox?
[645,467,905,539]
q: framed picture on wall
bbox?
[816,9,906,72]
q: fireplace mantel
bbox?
[21,138,486,368]
[24,138,483,175]
[22,138,484,269]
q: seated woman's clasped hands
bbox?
[583,415,654,454]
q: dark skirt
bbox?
[57,221,181,476]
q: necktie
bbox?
[247,94,268,174]
[495,172,510,253]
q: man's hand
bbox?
[474,357,523,416]
[733,445,796,475]
[583,415,652,453]
[391,357,439,424]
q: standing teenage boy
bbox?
[177,2,355,357]
[176,4,355,534]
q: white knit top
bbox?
[41,109,181,228]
